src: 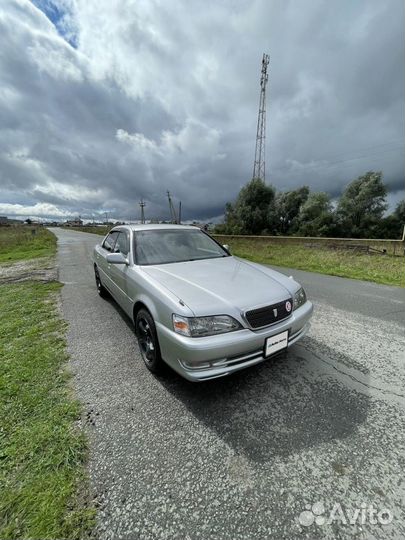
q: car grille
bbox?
[245,298,293,329]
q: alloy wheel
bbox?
[137,317,156,366]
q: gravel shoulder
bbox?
[51,227,405,540]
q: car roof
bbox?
[112,224,198,232]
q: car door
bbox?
[96,230,120,294]
[108,230,132,314]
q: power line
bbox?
[271,138,403,165]
[167,191,178,223]
[318,139,404,161]
[284,145,403,173]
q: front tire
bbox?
[135,309,164,374]
[94,266,108,298]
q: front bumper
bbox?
[156,301,313,381]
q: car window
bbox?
[134,229,229,265]
[115,231,130,256]
[103,231,119,252]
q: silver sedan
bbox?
[93,224,313,381]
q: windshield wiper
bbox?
[184,255,226,262]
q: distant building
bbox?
[65,218,83,227]
[24,219,41,225]
[0,216,9,225]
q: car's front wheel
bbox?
[135,309,164,374]
[94,266,108,298]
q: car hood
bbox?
[141,256,296,315]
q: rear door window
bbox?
[103,231,119,252]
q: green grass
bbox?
[0,226,56,263]
[224,238,405,287]
[0,281,95,539]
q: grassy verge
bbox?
[0,226,56,263]
[223,238,405,287]
[0,282,95,539]
[0,228,94,538]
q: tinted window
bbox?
[103,231,119,252]
[115,231,130,256]
[134,229,228,265]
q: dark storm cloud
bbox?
[0,0,403,220]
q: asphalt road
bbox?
[51,228,405,540]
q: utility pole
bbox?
[139,200,146,224]
[167,191,178,224]
[178,201,182,225]
[252,53,269,182]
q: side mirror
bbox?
[223,244,230,253]
[107,252,128,265]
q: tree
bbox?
[220,171,394,239]
[336,171,387,238]
[296,192,336,236]
[223,178,275,234]
[375,199,405,239]
[394,199,405,223]
[270,186,310,234]
[221,202,241,234]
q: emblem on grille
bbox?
[273,308,278,317]
[285,300,292,313]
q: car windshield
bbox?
[134,229,229,265]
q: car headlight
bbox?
[293,287,307,310]
[172,314,242,337]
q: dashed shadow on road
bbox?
[108,297,370,464]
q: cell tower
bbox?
[139,200,146,224]
[252,53,269,182]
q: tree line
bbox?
[216,171,405,239]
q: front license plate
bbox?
[264,331,289,357]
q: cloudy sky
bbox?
[0,0,404,222]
